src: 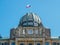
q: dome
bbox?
[18,12,42,27]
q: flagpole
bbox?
[26,4,31,13]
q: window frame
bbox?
[35,30,38,34]
[27,30,33,34]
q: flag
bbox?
[26,4,31,8]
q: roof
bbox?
[51,37,60,40]
[18,12,42,27]
[0,38,9,40]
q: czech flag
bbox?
[26,4,31,8]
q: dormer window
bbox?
[34,23,38,26]
[28,22,33,25]
[23,23,27,25]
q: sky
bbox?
[0,0,60,37]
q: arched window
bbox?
[11,42,15,45]
[57,43,59,45]
[5,42,9,45]
[45,42,49,45]
[37,43,40,45]
[20,43,24,45]
[27,30,33,34]
[52,42,56,45]
[2,43,4,45]
[28,43,32,45]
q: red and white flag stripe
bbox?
[26,4,31,8]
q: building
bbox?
[0,12,60,45]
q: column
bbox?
[49,40,52,45]
[42,28,45,45]
[15,38,18,45]
[9,41,11,45]
[34,40,36,45]
[42,38,45,45]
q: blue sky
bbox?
[0,0,60,37]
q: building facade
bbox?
[0,12,60,45]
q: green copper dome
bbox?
[18,12,42,27]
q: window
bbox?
[23,23,27,25]
[23,30,25,34]
[45,42,49,45]
[40,30,42,35]
[2,43,4,45]
[27,30,33,34]
[35,30,38,34]
[28,22,33,25]
[57,43,59,45]
[34,23,38,26]
[37,43,40,45]
[52,42,56,45]
[20,43,24,45]
[11,42,15,45]
[5,42,9,45]
[29,43,32,45]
